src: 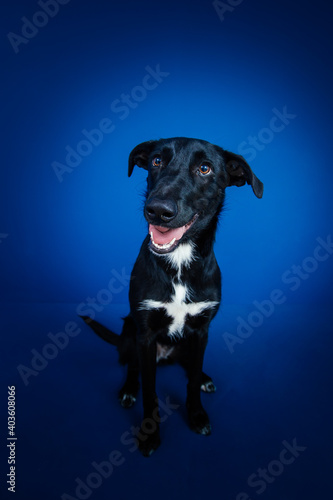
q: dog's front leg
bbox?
[137,338,161,456]
[186,332,211,435]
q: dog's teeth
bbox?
[169,237,176,246]
[151,236,176,250]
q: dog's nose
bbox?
[145,198,178,223]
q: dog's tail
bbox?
[79,316,120,346]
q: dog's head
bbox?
[128,137,263,254]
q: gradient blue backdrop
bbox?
[1,1,333,499]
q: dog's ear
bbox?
[128,140,158,177]
[223,150,264,198]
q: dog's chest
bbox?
[138,244,219,339]
[139,282,218,339]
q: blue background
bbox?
[1,0,333,499]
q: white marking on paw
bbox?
[199,423,212,435]
[120,393,136,407]
[201,381,216,393]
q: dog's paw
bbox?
[201,380,216,393]
[138,430,161,457]
[188,408,212,436]
[119,393,137,408]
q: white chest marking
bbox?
[164,242,195,279]
[139,283,219,340]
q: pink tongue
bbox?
[149,224,186,245]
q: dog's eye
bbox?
[199,164,211,175]
[152,157,162,167]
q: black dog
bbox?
[81,137,263,456]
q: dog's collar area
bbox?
[149,214,198,254]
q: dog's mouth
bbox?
[149,214,198,254]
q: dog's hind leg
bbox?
[118,367,140,408]
[118,315,140,408]
[80,314,140,407]
[137,338,161,456]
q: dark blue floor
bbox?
[1,302,332,500]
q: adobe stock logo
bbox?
[16,267,132,386]
[0,233,9,244]
[61,396,180,499]
[7,0,71,54]
[213,0,245,22]
[76,268,132,320]
[17,321,81,386]
[233,438,307,500]
[51,64,170,183]
[237,107,297,162]
[223,235,333,353]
